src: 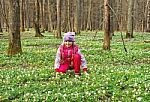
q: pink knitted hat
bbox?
[64,35,75,42]
[67,32,75,36]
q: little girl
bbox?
[54,32,88,77]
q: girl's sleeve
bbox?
[77,49,87,69]
[54,47,61,69]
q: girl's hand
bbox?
[84,71,89,76]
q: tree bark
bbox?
[86,0,92,31]
[20,0,25,32]
[70,0,75,32]
[25,0,30,31]
[0,2,2,32]
[0,20,2,32]
[126,0,135,38]
[48,0,53,32]
[146,0,150,32]
[61,0,67,32]
[8,0,22,55]
[56,0,61,38]
[0,0,9,31]
[74,0,81,34]
[80,0,84,30]
[110,0,114,39]
[67,0,71,32]
[103,0,111,50]
[34,0,44,37]
[40,0,46,32]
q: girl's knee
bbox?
[59,64,68,73]
[74,54,81,59]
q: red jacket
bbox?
[54,44,87,70]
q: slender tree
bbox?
[67,0,71,32]
[0,3,3,32]
[56,0,61,38]
[61,0,67,32]
[74,0,81,34]
[146,0,150,32]
[110,0,114,38]
[103,0,111,50]
[0,20,2,32]
[25,0,30,31]
[48,0,53,32]
[86,0,92,31]
[34,0,44,37]
[20,0,25,32]
[70,0,75,32]
[8,0,22,55]
[0,0,9,31]
[126,0,135,38]
[80,0,85,30]
[40,0,46,32]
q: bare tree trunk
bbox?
[67,0,71,32]
[56,0,61,38]
[114,0,121,31]
[146,0,150,32]
[99,2,103,30]
[74,0,81,34]
[126,0,135,38]
[84,0,89,31]
[61,0,67,32]
[141,1,146,32]
[25,0,30,31]
[0,0,9,32]
[40,0,46,32]
[44,1,48,31]
[110,0,114,39]
[52,1,57,31]
[34,0,44,37]
[86,0,92,31]
[0,2,2,32]
[20,0,25,32]
[70,0,75,32]
[0,20,2,32]
[8,0,22,55]
[103,0,111,50]
[0,3,3,32]
[40,0,44,32]
[80,0,85,30]
[48,0,53,32]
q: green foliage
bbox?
[0,31,150,101]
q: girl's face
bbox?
[64,41,73,47]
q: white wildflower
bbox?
[137,97,142,101]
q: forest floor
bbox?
[0,31,150,101]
